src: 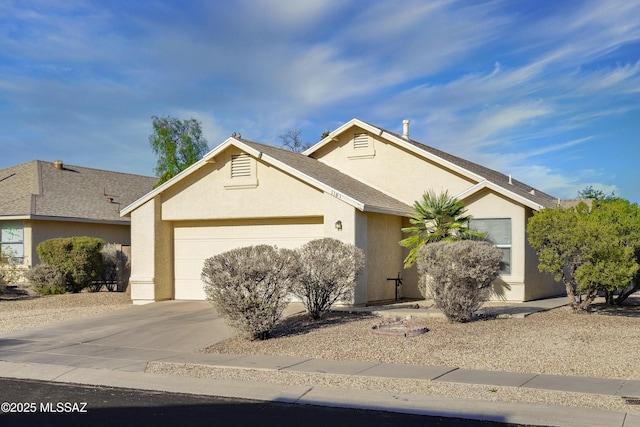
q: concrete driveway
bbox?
[0,301,236,372]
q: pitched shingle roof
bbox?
[0,160,157,223]
[364,121,559,209]
[240,140,413,214]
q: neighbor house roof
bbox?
[122,137,413,216]
[0,160,157,224]
[305,118,559,210]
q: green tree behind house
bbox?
[149,115,209,187]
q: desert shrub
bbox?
[0,249,21,293]
[37,237,104,293]
[0,252,9,294]
[291,238,365,320]
[201,245,301,340]
[417,240,502,322]
[25,264,66,295]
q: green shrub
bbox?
[417,240,502,322]
[25,264,67,295]
[291,238,365,320]
[36,237,105,293]
[201,245,301,340]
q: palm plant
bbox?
[400,190,484,267]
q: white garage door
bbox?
[173,220,324,300]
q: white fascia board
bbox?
[29,215,129,225]
[455,180,544,211]
[304,118,486,185]
[121,137,240,217]
[0,215,31,221]
[2,214,129,225]
[302,118,383,157]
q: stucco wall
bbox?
[365,212,405,302]
[400,217,422,299]
[463,189,527,301]
[129,196,172,304]
[321,192,370,304]
[312,126,476,204]
[162,147,324,221]
[28,219,130,267]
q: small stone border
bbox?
[369,317,429,337]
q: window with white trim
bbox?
[1,221,24,264]
[470,218,511,275]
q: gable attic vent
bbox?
[353,133,369,149]
[231,154,252,178]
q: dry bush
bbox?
[25,264,67,295]
[291,238,365,320]
[417,240,502,322]
[0,250,22,294]
[201,245,301,340]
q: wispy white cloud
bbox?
[0,0,638,201]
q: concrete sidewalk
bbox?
[1,297,639,426]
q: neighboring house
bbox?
[0,160,157,276]
[122,119,564,305]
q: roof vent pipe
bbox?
[53,160,63,170]
[508,175,512,185]
[402,119,410,139]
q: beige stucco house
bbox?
[0,160,157,276]
[122,119,563,305]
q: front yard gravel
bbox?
[0,292,131,334]
[3,292,639,414]
[169,298,640,414]
[203,303,640,380]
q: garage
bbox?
[173,217,324,300]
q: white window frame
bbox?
[469,218,512,275]
[1,220,25,264]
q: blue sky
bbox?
[1,0,638,202]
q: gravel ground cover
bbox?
[203,301,640,380]
[2,291,639,413]
[0,291,132,334]
[164,296,640,414]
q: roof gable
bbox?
[122,137,412,216]
[304,119,558,210]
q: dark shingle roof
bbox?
[0,160,157,222]
[240,140,413,214]
[374,123,559,209]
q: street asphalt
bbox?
[0,377,530,427]
[0,298,638,427]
